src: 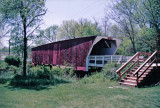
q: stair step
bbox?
[129,71,150,75]
[142,67,153,70]
[124,80,137,84]
[137,72,150,75]
[125,77,143,81]
[129,74,147,78]
[140,69,151,71]
[130,71,149,74]
[140,68,152,71]
[119,82,137,87]
[117,55,155,87]
[139,70,151,73]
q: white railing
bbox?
[88,55,144,67]
[88,55,125,67]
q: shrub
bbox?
[29,66,54,79]
[9,65,19,74]
[80,62,121,84]
[9,74,71,88]
[0,61,8,69]
[51,67,74,78]
[102,62,120,81]
[80,72,104,84]
[0,78,9,84]
[51,67,64,77]
[4,56,21,67]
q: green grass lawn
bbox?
[0,80,160,108]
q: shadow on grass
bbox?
[4,75,71,91]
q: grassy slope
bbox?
[0,81,160,108]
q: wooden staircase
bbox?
[119,65,154,87]
[116,50,158,87]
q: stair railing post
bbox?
[156,52,158,69]
[119,72,121,82]
[136,72,139,87]
[138,54,139,66]
[121,55,123,64]
[148,54,150,65]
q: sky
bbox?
[42,0,111,28]
[0,0,111,48]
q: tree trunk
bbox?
[156,29,160,51]
[23,21,27,77]
[131,40,136,54]
[9,39,10,56]
[157,34,160,51]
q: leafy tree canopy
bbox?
[0,0,47,76]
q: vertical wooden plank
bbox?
[111,55,113,64]
[95,56,96,66]
[102,56,104,66]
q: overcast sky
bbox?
[0,0,111,48]
[42,0,111,28]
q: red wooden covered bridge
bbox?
[32,36,121,71]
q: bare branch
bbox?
[0,28,11,39]
[43,35,54,43]
[26,9,47,27]
[0,41,4,47]
[27,23,42,38]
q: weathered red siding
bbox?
[32,36,96,71]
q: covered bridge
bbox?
[31,36,121,71]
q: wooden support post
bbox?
[111,56,113,64]
[136,72,139,87]
[102,56,104,66]
[148,54,150,65]
[119,72,121,82]
[94,56,97,66]
[138,55,139,66]
[156,53,158,70]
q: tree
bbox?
[104,0,160,54]
[129,0,160,51]
[58,18,102,40]
[35,25,58,45]
[0,13,11,47]
[141,0,160,50]
[109,24,121,38]
[116,37,133,55]
[101,16,111,36]
[136,27,157,52]
[76,18,102,37]
[105,0,139,54]
[0,0,47,76]
[58,20,78,39]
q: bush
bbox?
[80,62,121,84]
[0,61,8,69]
[51,67,64,77]
[51,67,74,78]
[80,72,104,84]
[102,62,120,81]
[9,74,71,88]
[9,65,19,73]
[0,78,10,84]
[4,56,21,67]
[29,66,54,79]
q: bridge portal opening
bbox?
[89,39,117,65]
[90,39,116,56]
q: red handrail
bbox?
[133,50,158,86]
[121,60,138,77]
[133,50,157,75]
[116,52,139,73]
[116,52,151,82]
